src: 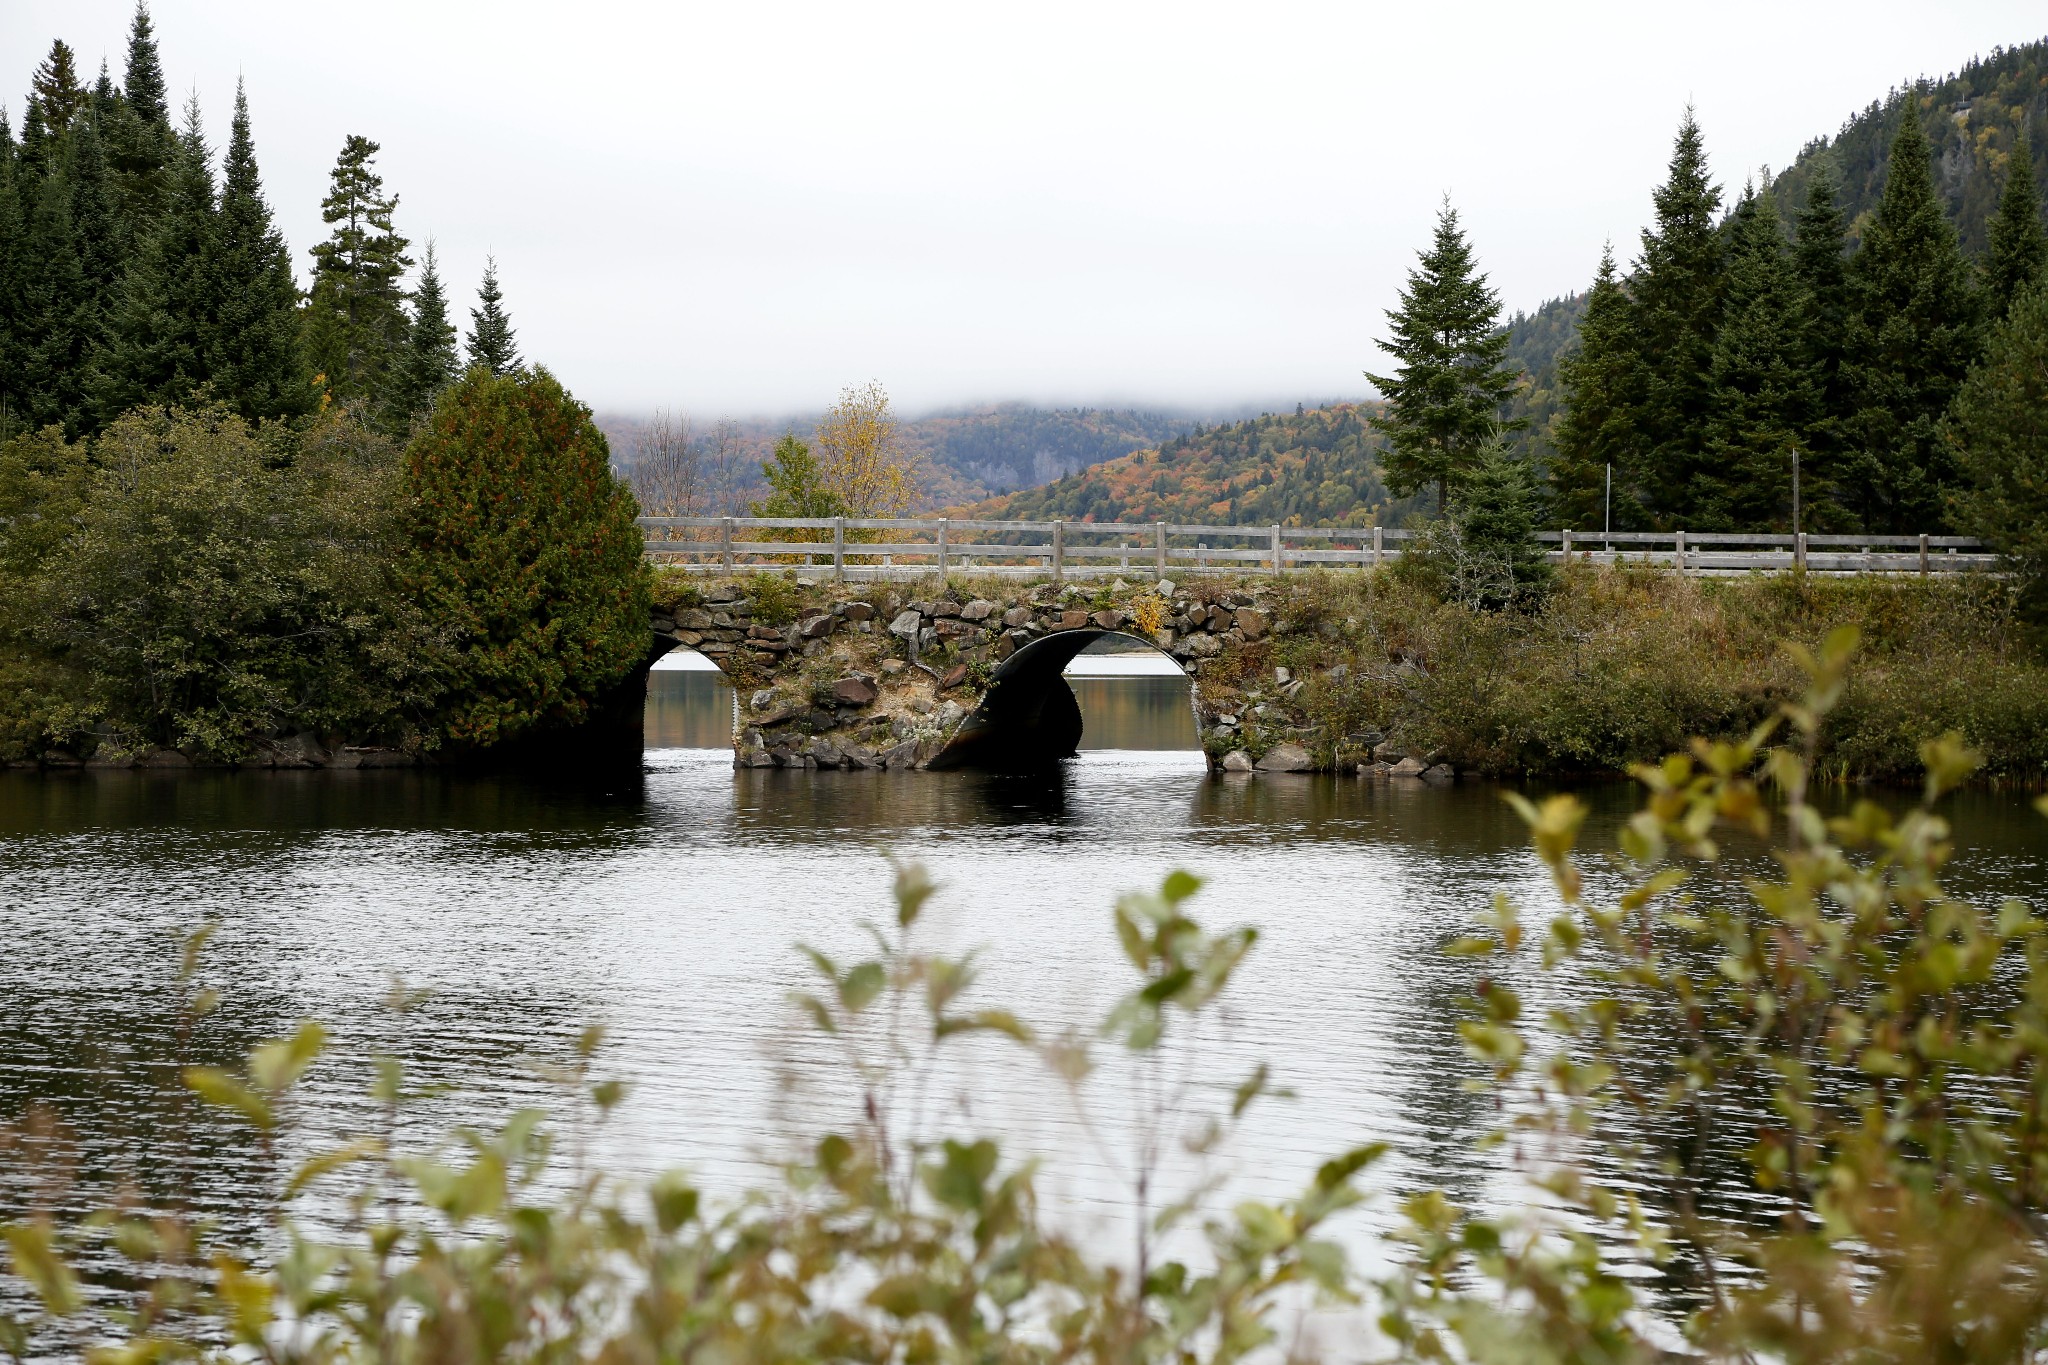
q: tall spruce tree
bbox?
[14,133,91,433]
[123,3,168,127]
[64,113,122,430]
[466,255,522,377]
[303,135,412,405]
[209,82,313,423]
[1627,109,1725,527]
[1365,201,1521,514]
[30,41,88,137]
[0,112,21,433]
[102,98,219,414]
[107,1,175,248]
[1791,167,1854,530]
[382,240,460,432]
[1984,138,2046,321]
[1551,246,1640,531]
[1949,278,2048,612]
[1701,187,1812,530]
[1841,103,1981,531]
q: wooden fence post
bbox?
[1674,529,1687,576]
[1795,531,1807,572]
[1561,528,1572,560]
[1051,520,1064,585]
[721,516,734,573]
[1155,522,1167,578]
[936,519,949,580]
[1919,532,1929,576]
[833,517,845,580]
[1373,524,1383,569]
[1271,524,1283,573]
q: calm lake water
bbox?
[4,660,2044,1292]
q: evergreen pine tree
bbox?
[1842,102,1982,531]
[1550,245,1640,531]
[1365,200,1521,514]
[303,135,412,405]
[381,239,460,432]
[466,255,522,376]
[65,113,122,429]
[0,113,24,433]
[102,99,219,413]
[1627,108,1725,527]
[1701,187,1812,529]
[209,82,313,423]
[1984,137,2047,321]
[1950,279,2048,612]
[1452,439,1551,609]
[30,41,88,136]
[1791,167,1854,530]
[107,0,175,246]
[17,98,53,187]
[123,3,169,128]
[15,142,90,434]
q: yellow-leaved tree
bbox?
[814,381,922,517]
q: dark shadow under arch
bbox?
[929,629,1196,773]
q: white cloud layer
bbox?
[6,1,2041,416]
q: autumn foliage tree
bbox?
[403,368,649,750]
[814,380,921,516]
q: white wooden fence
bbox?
[637,516,1995,580]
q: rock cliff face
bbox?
[650,572,1433,776]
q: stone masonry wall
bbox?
[650,572,1454,778]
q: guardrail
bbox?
[637,516,1995,580]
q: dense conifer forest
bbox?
[0,9,514,440]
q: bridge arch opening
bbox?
[929,629,1200,772]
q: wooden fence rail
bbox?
[636,516,1995,580]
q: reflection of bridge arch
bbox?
[930,630,1198,772]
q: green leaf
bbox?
[791,991,837,1034]
[1314,1143,1388,1191]
[1140,967,1195,1006]
[893,861,938,927]
[838,961,885,1013]
[1232,1063,1272,1118]
[1160,869,1203,905]
[648,1172,700,1233]
[184,1066,276,1130]
[284,1138,381,1199]
[935,1009,1034,1043]
[247,1020,328,1094]
[3,1223,80,1315]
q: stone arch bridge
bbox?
[647,576,1349,775]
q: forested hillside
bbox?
[1501,37,2047,465]
[957,404,1419,527]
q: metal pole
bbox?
[1792,445,1801,544]
[721,516,734,573]
[1051,520,1064,586]
[1271,524,1283,573]
[1604,463,1612,555]
[936,519,948,581]
[833,516,845,580]
[1155,521,1167,578]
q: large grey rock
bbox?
[1255,742,1313,772]
[1421,763,1456,784]
[1091,609,1126,630]
[1234,608,1270,639]
[961,599,996,621]
[676,608,714,630]
[1002,606,1033,628]
[1183,633,1222,659]
[1221,749,1254,773]
[750,689,776,711]
[842,601,875,622]
[931,600,962,618]
[807,736,845,768]
[881,740,920,770]
[1389,756,1429,777]
[888,610,922,639]
[799,613,836,640]
[832,676,878,706]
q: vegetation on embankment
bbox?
[1253,564,2048,783]
[0,370,648,769]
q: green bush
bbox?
[403,367,650,749]
[0,407,436,760]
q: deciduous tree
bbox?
[814,380,920,516]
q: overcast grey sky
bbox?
[6,2,2043,418]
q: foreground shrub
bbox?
[403,367,650,749]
